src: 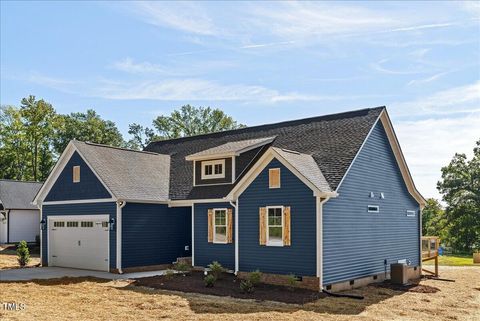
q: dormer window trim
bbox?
[201,159,225,180]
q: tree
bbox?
[421,198,448,240]
[437,139,480,252]
[20,96,58,181]
[53,109,124,155]
[125,123,161,150]
[152,105,246,139]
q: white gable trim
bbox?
[226,147,337,200]
[33,141,116,204]
[335,109,426,207]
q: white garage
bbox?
[48,215,110,271]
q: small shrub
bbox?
[174,262,191,275]
[204,274,216,287]
[164,269,175,280]
[249,269,262,286]
[240,279,254,293]
[17,240,30,267]
[287,273,297,291]
[208,261,226,280]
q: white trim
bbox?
[367,205,379,213]
[212,208,228,244]
[316,196,330,289]
[231,156,236,183]
[38,201,43,266]
[193,160,197,187]
[116,201,126,273]
[230,199,239,274]
[191,204,195,267]
[406,210,416,217]
[193,182,233,187]
[168,198,227,207]
[265,205,284,247]
[43,198,117,205]
[186,152,237,161]
[201,159,226,180]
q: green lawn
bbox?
[424,254,479,266]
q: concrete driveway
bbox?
[0,267,166,281]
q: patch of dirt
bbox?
[373,280,440,293]
[133,271,327,304]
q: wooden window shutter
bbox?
[207,209,214,243]
[259,207,267,245]
[73,166,80,183]
[283,206,291,246]
[269,168,280,188]
[227,208,233,243]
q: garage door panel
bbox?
[49,215,109,271]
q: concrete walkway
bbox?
[0,267,166,281]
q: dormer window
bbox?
[201,159,225,179]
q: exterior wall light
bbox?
[109,217,115,231]
[40,218,47,230]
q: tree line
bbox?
[0,95,245,181]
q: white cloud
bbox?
[130,2,218,36]
[111,58,171,74]
[393,81,480,115]
[27,74,80,93]
[407,71,450,86]
[394,114,480,200]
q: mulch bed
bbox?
[372,280,440,293]
[133,271,327,304]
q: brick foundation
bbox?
[237,271,320,291]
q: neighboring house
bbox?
[0,180,42,244]
[33,107,425,291]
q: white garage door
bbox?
[48,215,109,271]
[9,210,39,243]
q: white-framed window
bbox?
[81,221,93,227]
[266,206,284,246]
[367,205,379,213]
[406,210,416,217]
[213,208,228,243]
[53,221,64,228]
[201,159,225,179]
[73,166,80,183]
[66,221,78,227]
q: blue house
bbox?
[33,107,425,291]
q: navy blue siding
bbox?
[239,159,317,276]
[323,122,420,285]
[45,151,111,201]
[194,203,235,270]
[122,203,191,268]
[42,202,116,269]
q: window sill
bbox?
[213,241,228,244]
[266,242,284,247]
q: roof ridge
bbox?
[146,106,385,147]
[79,141,163,156]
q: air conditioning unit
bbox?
[390,263,408,285]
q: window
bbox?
[53,221,64,228]
[267,206,283,246]
[213,209,227,243]
[66,221,78,227]
[201,159,225,179]
[367,205,379,213]
[102,221,109,228]
[81,221,93,227]
[269,168,281,188]
[73,166,80,183]
[406,210,416,217]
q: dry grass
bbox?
[0,252,40,270]
[1,266,479,321]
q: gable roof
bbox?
[0,180,42,210]
[71,141,171,202]
[146,107,385,200]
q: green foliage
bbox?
[437,139,480,253]
[249,270,262,286]
[240,279,254,293]
[125,123,161,150]
[286,273,297,290]
[207,261,226,280]
[422,198,448,240]
[53,110,124,155]
[152,105,246,139]
[164,269,175,280]
[204,274,216,287]
[174,262,192,275]
[17,240,30,267]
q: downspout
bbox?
[6,209,11,243]
[116,200,126,274]
[229,200,239,274]
[317,195,331,291]
[37,202,43,266]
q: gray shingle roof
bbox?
[0,180,42,209]
[73,141,170,202]
[145,107,384,200]
[185,136,276,160]
[272,147,332,193]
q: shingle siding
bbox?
[42,202,116,269]
[121,203,191,268]
[323,122,420,285]
[238,159,317,276]
[45,151,111,201]
[194,202,235,269]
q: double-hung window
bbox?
[213,209,227,243]
[266,206,283,246]
[201,159,225,179]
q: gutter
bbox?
[229,200,239,274]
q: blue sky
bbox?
[1,1,479,199]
